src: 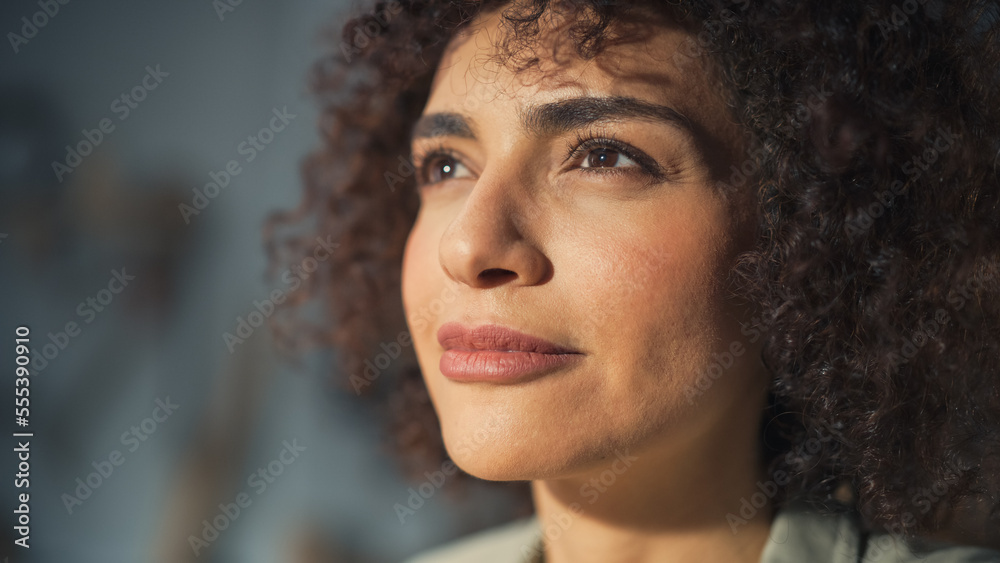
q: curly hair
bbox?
[267,0,1000,543]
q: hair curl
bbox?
[267,0,1000,544]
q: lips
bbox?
[436,322,583,382]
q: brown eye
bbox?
[420,153,473,185]
[586,148,620,168]
[579,146,639,170]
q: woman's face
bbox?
[402,6,766,481]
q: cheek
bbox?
[575,205,728,342]
[563,198,736,416]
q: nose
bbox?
[438,170,551,289]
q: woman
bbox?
[269,1,1000,561]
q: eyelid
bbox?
[563,129,667,181]
[411,140,450,175]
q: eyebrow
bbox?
[409,95,693,145]
[410,112,476,142]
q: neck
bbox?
[529,414,774,563]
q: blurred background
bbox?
[0,1,521,561]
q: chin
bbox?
[442,432,532,481]
[449,452,531,482]
[437,410,612,483]
[435,405,555,481]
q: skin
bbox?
[401,5,774,563]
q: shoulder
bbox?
[761,502,1000,563]
[401,516,543,563]
[400,505,1000,563]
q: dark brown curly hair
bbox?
[266,0,1000,545]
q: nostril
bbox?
[478,268,515,281]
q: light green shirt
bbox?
[403,503,1000,562]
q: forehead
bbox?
[424,6,718,123]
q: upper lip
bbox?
[437,322,581,354]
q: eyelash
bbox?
[412,131,666,188]
[563,129,666,180]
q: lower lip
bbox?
[440,350,583,382]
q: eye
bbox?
[566,132,666,180]
[580,147,639,170]
[414,147,474,187]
